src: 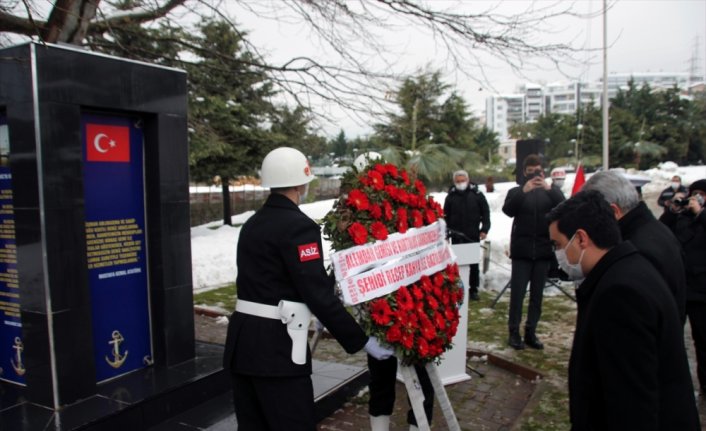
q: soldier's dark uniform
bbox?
[223,192,368,431]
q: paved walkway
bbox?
[195,309,706,430]
[196,312,538,431]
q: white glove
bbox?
[364,336,395,360]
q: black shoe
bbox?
[469,291,480,301]
[524,331,544,350]
[508,331,525,350]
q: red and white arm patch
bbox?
[298,243,321,262]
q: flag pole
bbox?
[602,0,609,170]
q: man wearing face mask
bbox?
[223,147,393,431]
[444,170,491,301]
[582,171,687,323]
[658,175,688,214]
[502,154,565,350]
[547,190,699,431]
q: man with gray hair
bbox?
[444,169,491,301]
[583,171,687,323]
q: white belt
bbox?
[236,299,280,320]
[235,298,312,365]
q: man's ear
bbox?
[609,203,623,220]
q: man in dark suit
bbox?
[548,190,700,431]
[583,171,687,323]
[502,154,565,349]
[444,169,490,301]
[223,147,392,431]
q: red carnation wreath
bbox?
[323,162,463,365]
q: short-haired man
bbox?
[658,175,688,213]
[582,171,687,323]
[444,169,491,301]
[502,154,564,349]
[547,190,699,430]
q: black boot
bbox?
[508,330,525,350]
[524,329,544,350]
[469,288,480,301]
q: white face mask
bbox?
[553,179,565,188]
[671,182,681,190]
[455,181,468,191]
[555,233,585,281]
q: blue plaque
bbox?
[82,113,152,382]
[0,114,25,386]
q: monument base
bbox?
[0,342,368,430]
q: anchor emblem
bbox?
[105,330,128,369]
[10,337,25,376]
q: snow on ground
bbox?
[191,164,706,293]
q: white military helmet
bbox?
[353,151,383,170]
[550,167,567,180]
[260,147,315,188]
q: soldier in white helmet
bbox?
[223,147,393,431]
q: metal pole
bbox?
[602,0,609,170]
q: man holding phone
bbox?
[502,154,565,350]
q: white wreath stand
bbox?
[398,242,479,430]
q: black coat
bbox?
[223,193,367,376]
[660,208,706,302]
[502,185,564,260]
[443,184,490,243]
[618,201,687,323]
[569,241,699,431]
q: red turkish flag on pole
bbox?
[86,123,130,162]
[572,163,585,196]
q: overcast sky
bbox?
[235,0,705,137]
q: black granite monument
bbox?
[0,42,228,430]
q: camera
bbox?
[675,195,705,207]
[674,197,690,207]
[526,170,543,180]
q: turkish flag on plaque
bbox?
[86,123,130,162]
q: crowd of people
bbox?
[223,147,706,430]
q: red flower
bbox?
[369,204,382,219]
[347,189,370,211]
[370,221,389,241]
[396,208,408,233]
[434,311,446,330]
[445,264,459,283]
[374,163,388,175]
[370,298,394,325]
[424,209,437,224]
[396,286,414,310]
[400,330,415,350]
[419,275,433,293]
[382,201,393,221]
[429,197,444,218]
[417,337,430,357]
[348,222,368,245]
[432,273,444,287]
[384,163,399,178]
[411,285,424,300]
[386,323,402,343]
[410,209,424,228]
[368,170,385,191]
[426,295,439,311]
[401,170,410,185]
[414,179,426,196]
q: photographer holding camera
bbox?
[502,154,565,350]
[660,179,706,395]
